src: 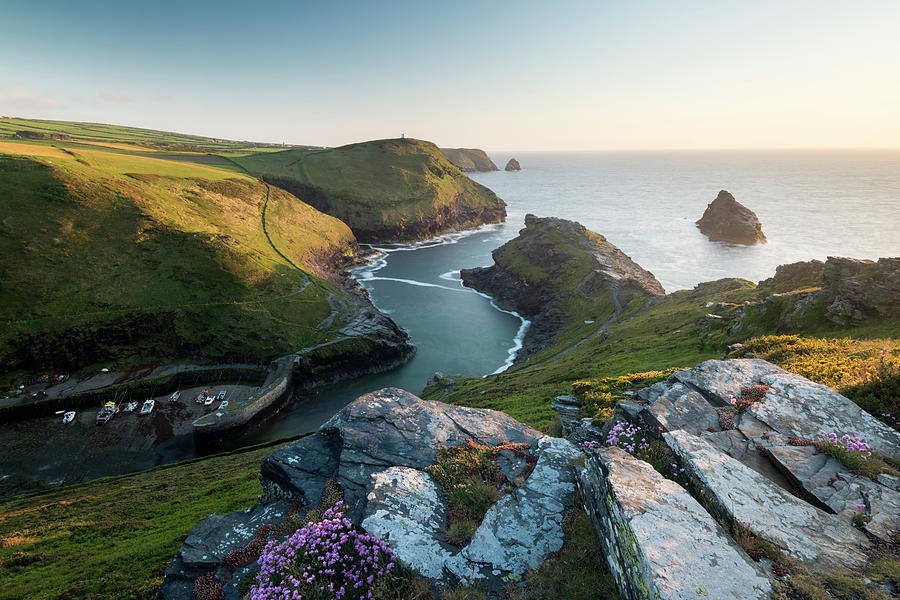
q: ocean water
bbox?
[245,150,900,441]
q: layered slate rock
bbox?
[665,430,871,570]
[551,394,605,444]
[504,158,521,171]
[696,190,766,244]
[578,446,771,600]
[822,256,900,324]
[766,444,900,542]
[159,502,290,600]
[605,359,900,544]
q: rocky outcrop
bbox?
[821,256,900,324]
[461,215,664,357]
[250,389,581,590]
[504,158,521,171]
[440,147,499,172]
[579,446,771,600]
[602,359,899,552]
[696,190,766,245]
[756,259,825,294]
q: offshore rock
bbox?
[504,158,521,171]
[665,430,871,570]
[578,446,771,600]
[461,215,664,357]
[696,190,766,244]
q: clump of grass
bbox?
[426,440,533,547]
[572,368,682,425]
[505,507,620,600]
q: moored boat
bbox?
[123,401,138,412]
[96,401,117,425]
[168,390,181,403]
[140,399,155,415]
[219,400,228,409]
[62,411,75,424]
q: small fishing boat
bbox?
[96,401,117,425]
[62,411,75,424]
[218,400,228,409]
[123,401,138,412]
[140,399,155,415]
[204,394,214,406]
[168,390,181,403]
[216,390,227,401]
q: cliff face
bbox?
[236,139,506,242]
[440,147,499,172]
[696,190,766,245]
[461,214,664,356]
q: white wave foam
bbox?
[365,277,464,292]
[438,270,461,281]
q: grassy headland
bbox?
[439,148,498,172]
[234,138,506,241]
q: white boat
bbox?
[216,390,226,401]
[62,411,75,424]
[204,395,214,406]
[218,400,228,409]
[168,390,181,403]
[123,401,138,412]
[140,399,155,415]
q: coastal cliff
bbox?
[461,214,664,357]
[235,138,507,242]
[440,147,499,172]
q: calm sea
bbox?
[245,149,900,441]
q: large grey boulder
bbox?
[261,387,544,520]
[665,430,871,570]
[696,189,766,245]
[578,446,771,600]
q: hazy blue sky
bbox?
[1,1,898,150]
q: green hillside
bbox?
[233,138,506,241]
[0,137,357,376]
[440,147,498,172]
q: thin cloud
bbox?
[99,91,132,104]
[0,86,64,111]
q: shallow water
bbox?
[244,149,900,442]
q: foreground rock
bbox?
[579,446,771,600]
[462,215,664,357]
[606,359,899,548]
[504,158,521,171]
[696,190,766,244]
[162,388,586,597]
[666,430,871,570]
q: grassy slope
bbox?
[0,441,289,600]
[440,148,498,172]
[233,138,505,240]
[0,137,356,376]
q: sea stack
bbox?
[696,190,766,245]
[504,158,521,171]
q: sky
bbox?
[1,0,898,151]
